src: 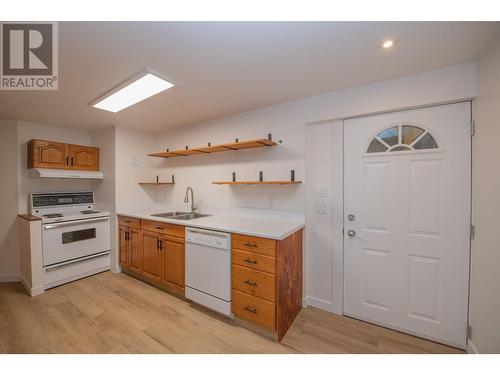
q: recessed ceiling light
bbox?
[381,40,394,49]
[92,71,174,113]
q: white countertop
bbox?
[116,208,305,240]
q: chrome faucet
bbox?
[184,186,197,213]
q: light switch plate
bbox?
[314,202,328,214]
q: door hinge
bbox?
[467,325,472,338]
[470,120,476,136]
[470,224,475,240]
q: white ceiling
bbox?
[1,22,499,132]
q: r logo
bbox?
[0,22,58,90]
[2,23,53,75]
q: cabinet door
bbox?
[141,230,161,282]
[69,145,99,171]
[128,228,142,273]
[119,226,128,267]
[29,140,69,169]
[162,235,185,288]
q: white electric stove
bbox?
[31,192,111,289]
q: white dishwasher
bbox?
[185,227,232,317]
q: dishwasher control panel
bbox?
[185,228,231,250]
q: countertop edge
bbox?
[17,214,42,221]
[116,212,304,240]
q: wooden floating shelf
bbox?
[148,138,277,159]
[138,182,175,185]
[212,181,302,185]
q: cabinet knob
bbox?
[243,258,257,264]
[244,242,257,248]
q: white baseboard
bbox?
[305,296,334,312]
[467,339,479,354]
[19,274,44,297]
[0,274,20,282]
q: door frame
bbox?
[330,101,473,345]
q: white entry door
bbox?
[343,102,471,348]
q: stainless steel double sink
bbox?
[150,211,212,220]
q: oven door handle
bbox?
[43,217,110,230]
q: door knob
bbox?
[347,229,356,238]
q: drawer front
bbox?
[141,220,185,238]
[232,234,276,256]
[118,216,141,229]
[232,249,275,274]
[232,289,275,330]
[232,264,276,302]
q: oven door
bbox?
[42,216,111,266]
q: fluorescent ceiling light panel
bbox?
[92,73,174,113]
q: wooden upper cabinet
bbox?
[28,140,69,169]
[28,139,99,171]
[69,144,99,171]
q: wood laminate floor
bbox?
[0,272,463,354]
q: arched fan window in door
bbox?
[367,124,438,153]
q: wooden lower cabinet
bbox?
[232,230,303,341]
[232,289,276,330]
[161,235,185,291]
[141,230,162,283]
[118,216,185,291]
[119,225,141,273]
[119,226,128,266]
[128,228,141,273]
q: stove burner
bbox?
[43,213,64,218]
[81,210,100,214]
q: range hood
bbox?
[29,168,104,179]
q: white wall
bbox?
[469,39,500,354]
[92,126,118,271]
[0,120,20,281]
[115,126,161,212]
[150,62,478,311]
[17,121,94,214]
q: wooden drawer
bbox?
[232,264,276,302]
[232,289,275,330]
[141,220,185,238]
[232,234,276,257]
[232,249,275,274]
[118,216,141,229]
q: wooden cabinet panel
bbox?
[276,229,303,341]
[119,225,128,266]
[232,234,276,256]
[27,139,100,171]
[162,235,185,289]
[129,228,141,273]
[232,264,276,302]
[28,140,69,169]
[141,220,185,238]
[68,144,99,171]
[141,230,161,283]
[232,249,275,274]
[118,216,141,229]
[232,290,276,330]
